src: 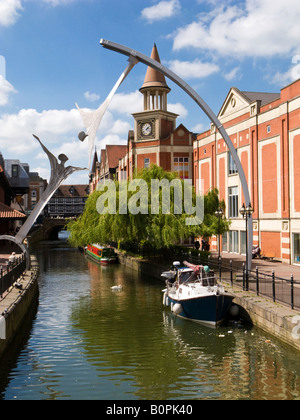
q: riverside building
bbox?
[89,43,300,266]
[194,78,300,265]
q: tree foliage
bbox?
[67,165,230,249]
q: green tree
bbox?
[67,166,230,249]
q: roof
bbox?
[99,145,128,170]
[240,90,280,106]
[140,44,170,91]
[0,202,25,219]
[106,145,128,169]
[54,185,89,198]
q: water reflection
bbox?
[0,239,299,400]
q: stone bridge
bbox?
[29,218,70,242]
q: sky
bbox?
[0,0,300,184]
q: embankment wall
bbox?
[117,251,300,352]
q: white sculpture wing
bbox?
[76,56,137,169]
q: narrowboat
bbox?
[162,261,235,327]
[85,244,118,265]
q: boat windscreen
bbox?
[179,270,196,283]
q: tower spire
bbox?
[140,44,170,111]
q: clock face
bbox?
[142,123,152,136]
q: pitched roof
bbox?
[140,44,170,91]
[54,185,89,198]
[240,90,280,107]
[0,203,25,219]
[105,145,128,169]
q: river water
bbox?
[0,234,299,400]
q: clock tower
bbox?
[125,44,193,181]
[133,44,178,142]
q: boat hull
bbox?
[167,294,234,327]
[85,246,118,265]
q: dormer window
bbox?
[12,164,19,177]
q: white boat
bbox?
[162,261,235,327]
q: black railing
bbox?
[110,241,300,311]
[186,253,300,311]
[0,255,26,297]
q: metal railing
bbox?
[110,241,300,310]
[186,253,300,311]
[0,255,26,297]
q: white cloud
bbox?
[84,91,100,103]
[168,102,188,118]
[0,108,83,155]
[0,0,22,27]
[0,75,17,106]
[0,56,6,79]
[224,67,241,82]
[168,59,219,79]
[192,123,206,133]
[173,0,300,58]
[110,91,143,115]
[141,0,181,23]
[0,103,134,177]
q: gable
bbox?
[218,88,251,119]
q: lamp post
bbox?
[240,203,254,290]
[215,208,224,260]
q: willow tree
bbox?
[67,165,229,249]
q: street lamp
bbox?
[215,208,224,259]
[240,203,254,290]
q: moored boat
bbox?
[85,244,118,265]
[162,261,234,327]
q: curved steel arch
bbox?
[100,39,253,270]
[0,235,30,269]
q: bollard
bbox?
[272,270,276,302]
[291,274,294,310]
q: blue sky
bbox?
[0,0,300,184]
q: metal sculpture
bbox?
[76,56,138,169]
[0,135,86,268]
[99,39,253,270]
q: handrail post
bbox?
[256,266,259,296]
[272,270,276,302]
[291,274,294,310]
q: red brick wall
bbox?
[262,142,277,214]
[200,162,210,194]
[294,134,300,212]
[241,150,248,205]
[261,232,281,258]
[218,157,225,202]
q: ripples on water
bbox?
[0,237,299,400]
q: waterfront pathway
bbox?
[216,252,300,281]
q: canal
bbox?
[0,234,299,400]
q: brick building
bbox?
[89,145,128,193]
[46,185,89,218]
[0,153,25,235]
[125,44,194,181]
[194,79,300,265]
